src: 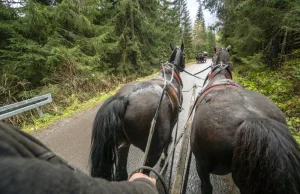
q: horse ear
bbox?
[226,45,231,52]
[181,42,184,50]
[214,45,217,53]
[170,43,175,51]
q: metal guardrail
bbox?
[0,93,52,120]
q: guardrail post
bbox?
[36,107,44,117]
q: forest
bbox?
[0,0,215,126]
[0,0,299,138]
[202,0,300,138]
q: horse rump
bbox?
[232,118,300,194]
[90,95,128,181]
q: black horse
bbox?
[191,46,300,194]
[90,43,185,181]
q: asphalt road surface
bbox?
[34,60,240,194]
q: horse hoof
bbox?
[160,154,170,168]
[160,153,166,167]
[160,159,169,168]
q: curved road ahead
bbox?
[34,60,240,194]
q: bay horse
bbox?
[191,46,300,194]
[90,43,185,181]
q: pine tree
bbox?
[0,0,194,122]
[193,21,206,55]
[172,0,193,59]
[202,0,299,67]
[205,28,216,56]
[193,1,207,56]
[196,0,205,30]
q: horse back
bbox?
[191,86,286,174]
[196,86,286,127]
[116,81,174,151]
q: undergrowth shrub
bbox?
[233,49,300,138]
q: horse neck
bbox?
[158,69,181,89]
[207,70,230,86]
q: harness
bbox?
[149,76,181,114]
[197,63,243,106]
[203,63,232,84]
[151,64,183,113]
[131,62,183,194]
[173,71,183,87]
[159,65,183,87]
[202,79,243,94]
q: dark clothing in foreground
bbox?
[0,122,158,194]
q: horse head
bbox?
[203,45,233,85]
[169,43,185,72]
[212,45,231,68]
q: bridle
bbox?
[170,48,185,70]
[161,63,183,87]
[166,47,185,87]
[203,63,232,87]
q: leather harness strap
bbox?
[197,79,243,106]
[202,79,243,94]
[167,86,180,113]
[149,76,181,114]
[173,72,183,87]
[159,68,182,87]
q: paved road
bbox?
[34,60,240,194]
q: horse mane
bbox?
[168,47,185,72]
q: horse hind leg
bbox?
[143,134,167,175]
[116,133,130,181]
[160,135,172,167]
[196,160,213,194]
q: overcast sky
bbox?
[187,0,216,27]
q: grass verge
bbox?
[23,73,157,133]
[23,60,196,133]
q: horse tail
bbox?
[232,118,300,194]
[90,95,128,181]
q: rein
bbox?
[173,63,205,80]
[130,61,233,193]
[137,59,238,192]
[193,65,211,76]
[161,63,237,177]
[141,63,174,167]
[130,62,182,193]
[171,63,237,146]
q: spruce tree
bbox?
[172,0,193,59]
[196,0,205,30]
[206,28,216,56]
[0,0,197,125]
[202,0,299,67]
[193,1,207,55]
